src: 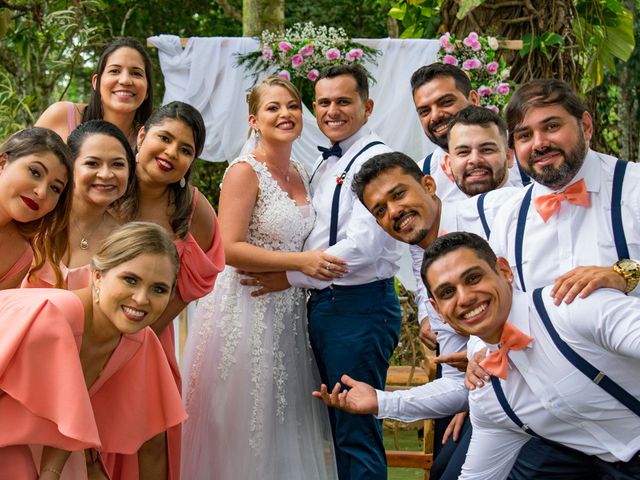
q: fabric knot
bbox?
[533,178,590,222]
[479,322,533,379]
[317,143,342,160]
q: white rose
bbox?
[488,37,499,50]
[501,68,511,80]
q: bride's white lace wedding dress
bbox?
[180,155,337,479]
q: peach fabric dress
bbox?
[104,189,224,480]
[0,243,33,286]
[0,289,100,480]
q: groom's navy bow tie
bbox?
[318,143,343,160]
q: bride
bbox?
[180,76,341,479]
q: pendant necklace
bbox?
[71,214,105,250]
[269,162,292,182]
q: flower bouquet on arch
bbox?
[437,32,516,113]
[236,22,379,107]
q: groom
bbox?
[287,64,403,480]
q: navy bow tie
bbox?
[318,143,343,160]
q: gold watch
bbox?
[613,259,640,293]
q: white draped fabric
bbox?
[148,35,440,170]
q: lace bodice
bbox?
[227,155,315,252]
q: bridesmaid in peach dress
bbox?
[23,119,135,289]
[0,223,185,480]
[113,102,224,479]
[0,127,73,289]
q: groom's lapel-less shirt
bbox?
[287,126,402,290]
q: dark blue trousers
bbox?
[430,415,472,480]
[308,279,402,480]
[509,437,640,480]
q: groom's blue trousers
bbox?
[308,278,402,480]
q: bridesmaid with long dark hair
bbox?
[36,37,153,145]
[0,127,72,288]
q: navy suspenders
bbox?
[516,158,532,186]
[421,152,433,175]
[329,141,383,246]
[476,192,491,239]
[532,288,640,416]
[491,377,542,438]
[514,185,534,291]
[514,159,630,292]
[612,160,630,259]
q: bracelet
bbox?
[42,467,62,477]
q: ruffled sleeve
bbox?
[174,200,225,303]
[88,328,187,454]
[0,289,100,450]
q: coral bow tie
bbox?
[479,322,533,380]
[533,178,590,222]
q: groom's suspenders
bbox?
[328,141,383,246]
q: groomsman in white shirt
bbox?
[410,63,527,205]
[421,232,640,480]
[285,64,403,480]
[465,78,640,478]
[313,110,519,478]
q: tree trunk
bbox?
[243,0,284,36]
[439,0,580,87]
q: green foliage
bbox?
[573,0,635,91]
[520,32,564,59]
[0,0,103,138]
[287,0,388,38]
[384,0,441,39]
[456,0,486,20]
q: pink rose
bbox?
[299,44,314,57]
[463,32,481,51]
[477,85,493,97]
[486,105,500,114]
[307,69,319,81]
[462,58,481,70]
[325,48,341,60]
[486,61,499,75]
[345,48,364,62]
[261,48,273,60]
[439,32,454,51]
[291,54,304,69]
[278,41,293,52]
[496,83,510,95]
[443,54,459,66]
[277,70,291,81]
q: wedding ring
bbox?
[256,279,261,286]
[325,262,331,271]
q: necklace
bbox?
[268,162,292,183]
[71,214,106,250]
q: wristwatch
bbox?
[613,259,640,293]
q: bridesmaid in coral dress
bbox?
[0,127,73,289]
[0,222,186,480]
[23,119,136,290]
[114,102,223,479]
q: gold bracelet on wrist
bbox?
[42,467,62,477]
